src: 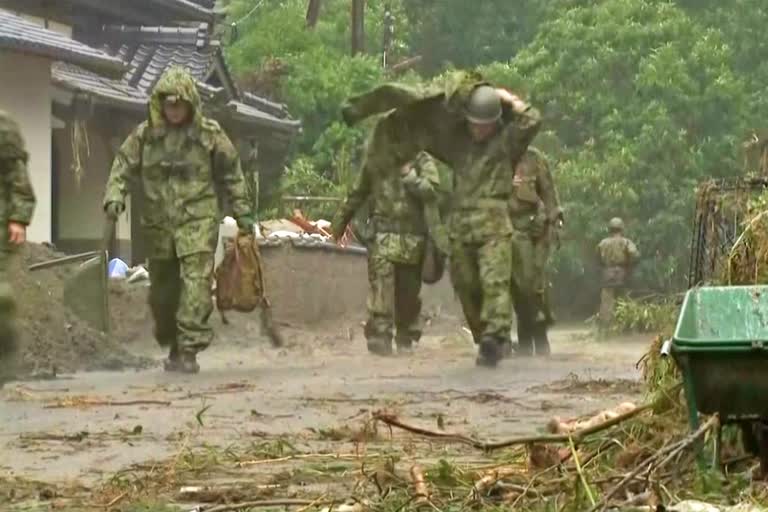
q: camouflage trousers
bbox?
[449,236,513,342]
[599,286,625,330]
[510,223,554,354]
[365,246,423,346]
[148,253,215,354]
[0,254,18,383]
[510,219,554,321]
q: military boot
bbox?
[178,351,200,374]
[515,322,534,357]
[367,336,393,356]
[533,323,551,357]
[163,345,182,372]
[395,335,414,355]
[476,335,503,368]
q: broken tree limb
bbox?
[201,499,326,512]
[44,398,172,409]
[373,400,654,451]
[589,414,719,512]
[410,464,430,507]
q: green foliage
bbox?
[226,0,387,204]
[224,0,768,311]
[610,297,679,334]
[481,0,754,293]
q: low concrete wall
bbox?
[258,243,462,331]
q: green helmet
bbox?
[465,85,502,124]
[608,217,624,231]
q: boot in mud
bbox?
[367,336,393,356]
[178,351,200,374]
[476,336,502,368]
[163,345,182,372]
[395,337,414,355]
[532,321,551,357]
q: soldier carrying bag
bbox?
[216,232,283,347]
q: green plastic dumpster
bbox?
[672,286,768,471]
[672,285,768,427]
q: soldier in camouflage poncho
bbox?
[596,218,640,329]
[509,147,562,357]
[332,115,441,355]
[0,111,36,385]
[103,67,254,374]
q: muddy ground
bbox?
[1,244,651,511]
[0,322,648,510]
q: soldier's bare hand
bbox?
[401,163,412,176]
[496,88,527,113]
[8,222,26,245]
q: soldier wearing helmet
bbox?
[596,217,640,330]
[341,72,541,368]
[436,82,540,367]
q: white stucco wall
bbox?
[0,51,52,242]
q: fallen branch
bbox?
[588,414,718,512]
[202,499,327,512]
[473,466,519,497]
[44,398,171,409]
[373,400,653,451]
[236,452,378,467]
[20,432,89,442]
[410,464,431,508]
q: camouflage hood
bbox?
[148,66,203,129]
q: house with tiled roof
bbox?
[0,0,300,262]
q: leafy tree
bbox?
[481,0,752,306]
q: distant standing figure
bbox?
[0,110,36,385]
[596,217,639,329]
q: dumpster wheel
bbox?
[741,421,768,478]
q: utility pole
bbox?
[306,0,321,29]
[351,0,365,56]
[381,3,394,68]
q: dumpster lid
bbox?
[672,285,768,350]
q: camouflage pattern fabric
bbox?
[0,110,36,381]
[343,72,541,345]
[425,92,540,344]
[103,67,252,354]
[450,237,513,343]
[597,234,639,329]
[597,235,640,287]
[365,239,424,347]
[509,148,561,353]
[333,116,441,344]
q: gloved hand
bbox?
[236,215,255,236]
[529,213,547,240]
[104,202,124,221]
[331,222,347,243]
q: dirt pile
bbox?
[11,244,153,374]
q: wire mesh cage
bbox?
[688,177,768,288]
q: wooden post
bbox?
[381,3,393,68]
[306,0,321,29]
[351,0,365,56]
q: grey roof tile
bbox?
[0,9,125,76]
[51,21,298,133]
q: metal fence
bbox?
[688,177,768,288]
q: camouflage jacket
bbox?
[103,67,251,259]
[334,118,440,264]
[419,99,541,244]
[0,110,36,252]
[597,235,640,268]
[510,147,561,219]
